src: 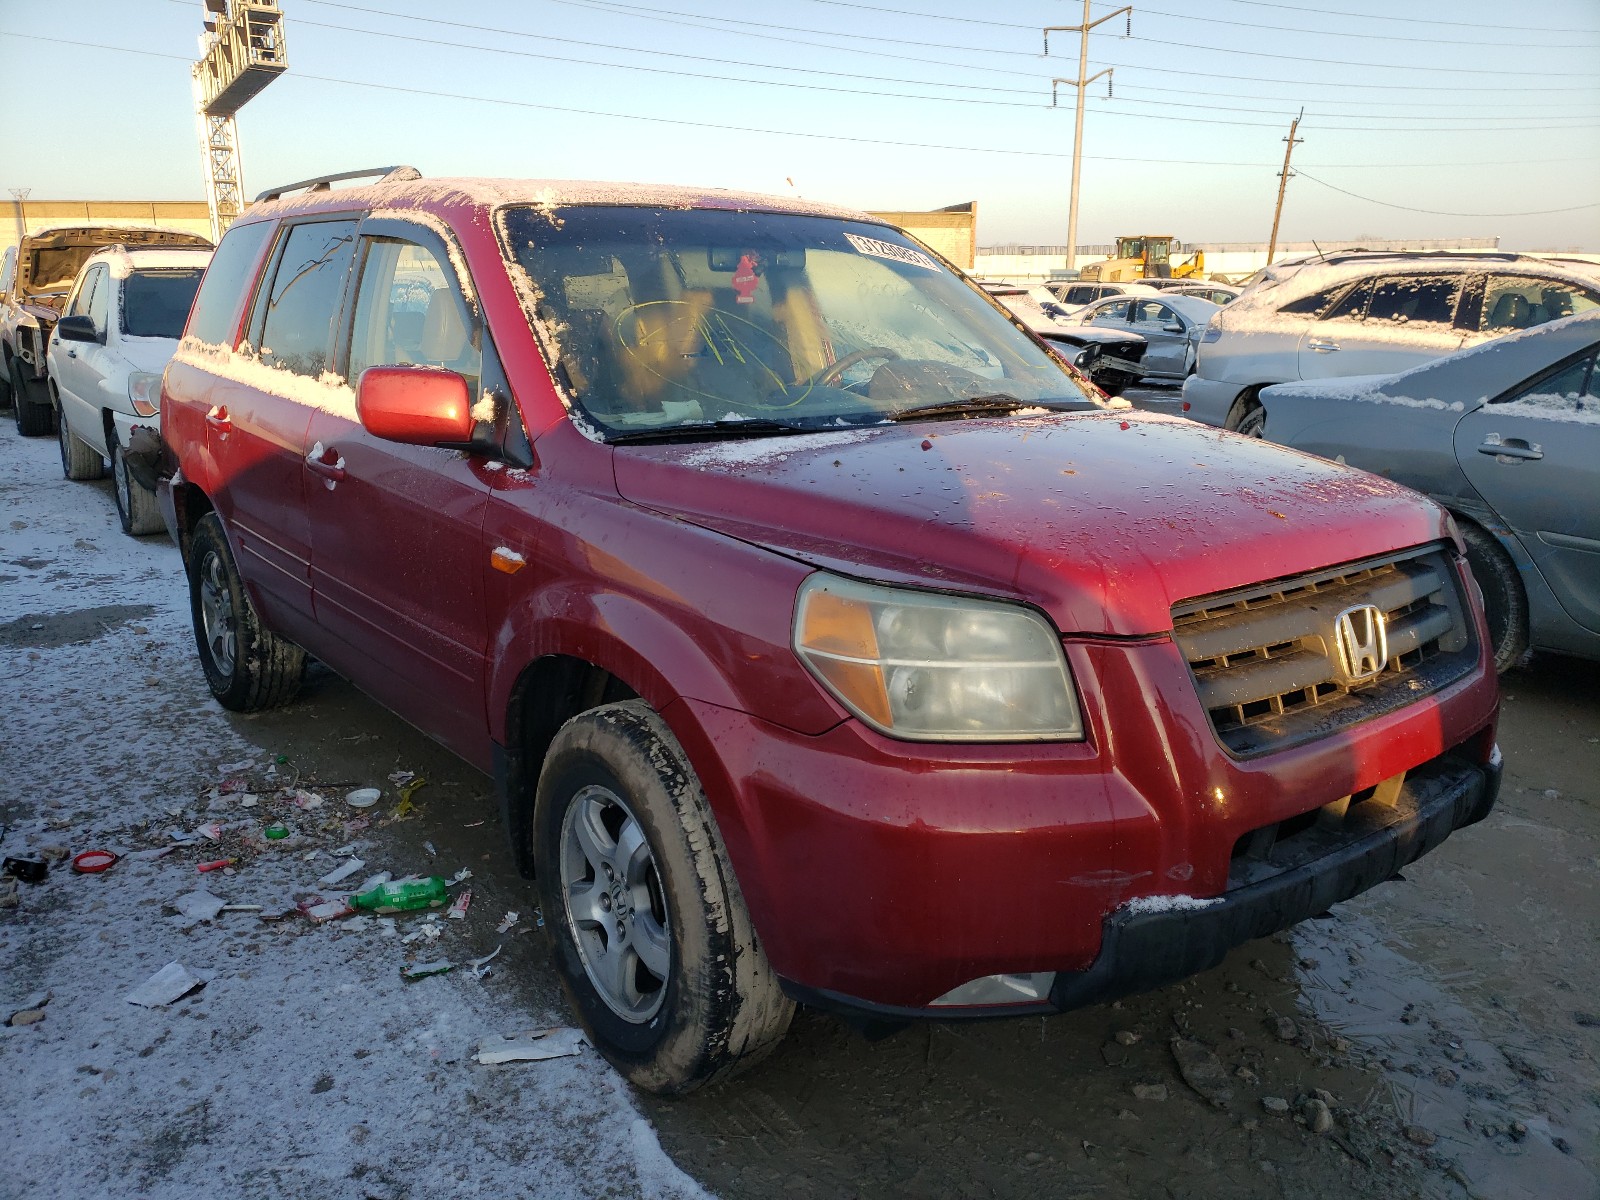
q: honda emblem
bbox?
[1334,604,1388,682]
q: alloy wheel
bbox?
[198,551,237,676]
[559,784,671,1023]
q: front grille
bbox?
[1172,545,1477,757]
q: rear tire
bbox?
[533,701,794,1095]
[1459,521,1529,673]
[12,360,53,437]
[112,441,164,536]
[1223,387,1263,434]
[188,512,305,710]
[56,397,105,480]
[1235,405,1266,438]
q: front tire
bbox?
[1459,521,1529,673]
[112,440,164,535]
[187,512,305,710]
[533,701,793,1095]
[56,397,105,480]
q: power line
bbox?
[0,31,1583,174]
[1212,0,1599,36]
[1294,169,1600,218]
[540,0,1587,93]
[298,0,1599,118]
[289,16,1600,132]
[1133,3,1596,48]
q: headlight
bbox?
[1073,348,1093,368]
[793,573,1083,741]
[128,371,162,417]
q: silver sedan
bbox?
[1073,293,1221,381]
[1260,312,1600,671]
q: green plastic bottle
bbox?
[350,877,449,914]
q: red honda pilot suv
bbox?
[157,167,1501,1094]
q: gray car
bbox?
[1260,312,1600,670]
[1074,293,1221,381]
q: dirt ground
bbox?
[3,415,1595,1200]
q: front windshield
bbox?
[123,269,206,339]
[500,206,1098,438]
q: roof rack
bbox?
[254,165,421,204]
[1307,249,1526,267]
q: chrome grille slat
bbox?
[1172,545,1477,757]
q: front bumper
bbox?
[786,748,1501,1024]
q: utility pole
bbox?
[1045,3,1132,272]
[191,1,288,240]
[1266,110,1304,267]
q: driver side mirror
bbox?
[1163,322,1184,334]
[356,365,474,446]
[56,314,103,344]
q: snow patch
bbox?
[675,427,880,469]
[173,337,357,419]
[1123,894,1223,915]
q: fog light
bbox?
[930,972,1054,1007]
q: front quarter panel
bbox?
[481,421,843,746]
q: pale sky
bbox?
[2,0,1597,250]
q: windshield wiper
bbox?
[608,418,816,445]
[887,394,1097,422]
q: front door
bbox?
[51,264,110,452]
[1129,298,1187,376]
[1453,346,1600,634]
[305,224,494,762]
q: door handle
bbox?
[205,405,231,435]
[1478,436,1543,461]
[305,441,346,485]
[1307,339,1340,353]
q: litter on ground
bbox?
[126,962,211,1007]
[473,1027,586,1065]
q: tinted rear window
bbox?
[123,269,205,339]
[187,221,274,346]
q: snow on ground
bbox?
[0,421,707,1200]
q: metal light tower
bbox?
[191,1,288,241]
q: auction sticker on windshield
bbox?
[844,233,938,271]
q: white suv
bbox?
[46,245,212,534]
[1182,252,1600,435]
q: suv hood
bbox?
[611,411,1450,637]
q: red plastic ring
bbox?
[72,850,119,873]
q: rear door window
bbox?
[1482,275,1600,333]
[1364,275,1462,327]
[1132,300,1175,329]
[252,219,360,377]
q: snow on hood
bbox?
[611,410,1449,637]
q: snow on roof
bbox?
[246,176,880,225]
[87,245,213,279]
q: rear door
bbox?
[1297,273,1464,379]
[1453,346,1600,634]
[303,218,496,762]
[214,217,361,632]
